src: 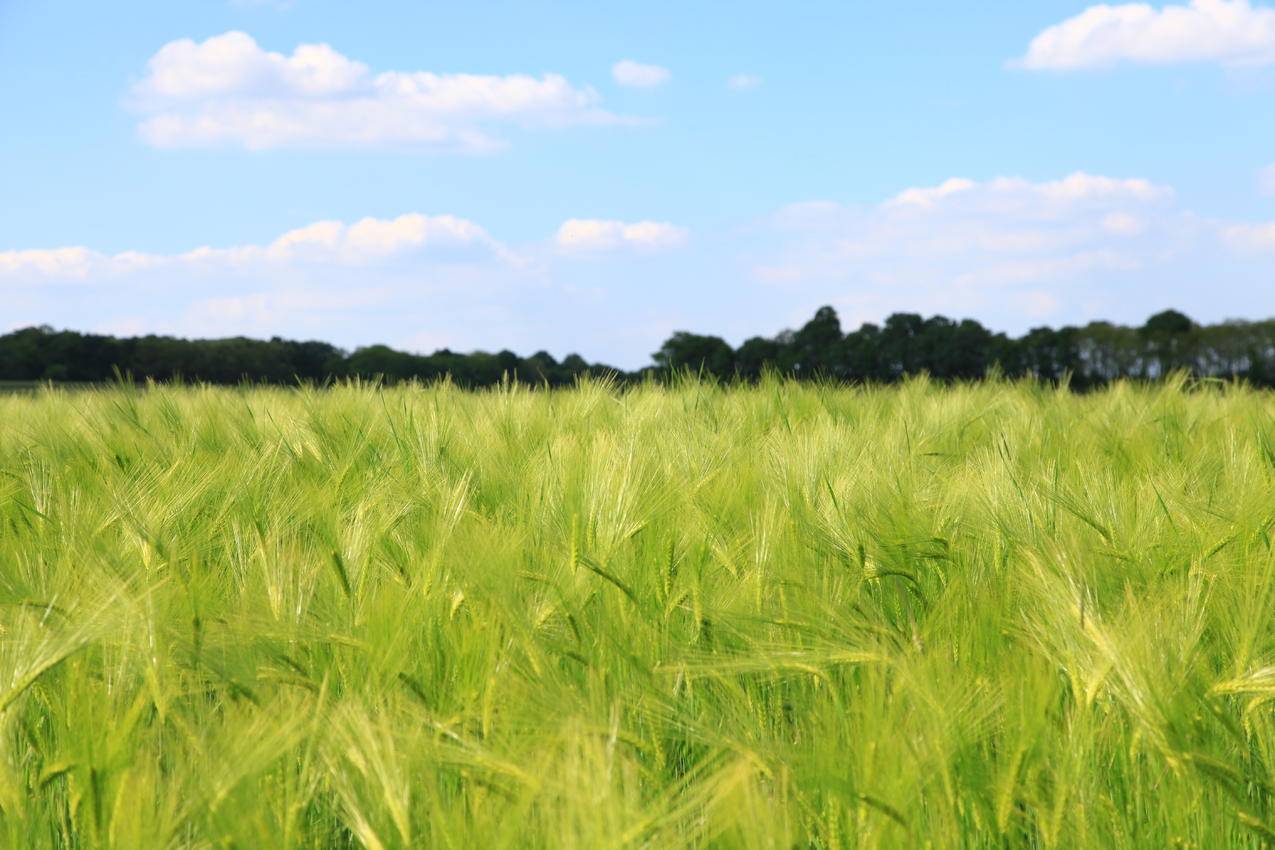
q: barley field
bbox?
[2,377,1275,849]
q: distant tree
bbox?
[789,306,844,377]
[524,350,561,384]
[843,322,884,380]
[1013,326,1079,382]
[560,354,590,376]
[7,307,1275,390]
[1140,309,1197,377]
[1142,309,1194,337]
[923,318,996,380]
[346,345,425,382]
[652,332,735,377]
[734,336,783,380]
[1076,322,1139,386]
[285,339,345,381]
[495,350,521,379]
[877,313,926,379]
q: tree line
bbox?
[3,307,1275,388]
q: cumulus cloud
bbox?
[0,247,114,279]
[0,211,710,366]
[1222,221,1275,250]
[554,219,688,252]
[1016,0,1275,70]
[770,171,1179,261]
[263,214,500,262]
[5,185,1273,369]
[1102,212,1146,236]
[0,212,571,359]
[887,178,978,209]
[727,73,762,90]
[131,31,622,151]
[0,247,167,280]
[0,213,506,283]
[610,59,671,88]
[747,172,1219,327]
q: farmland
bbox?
[2,377,1275,848]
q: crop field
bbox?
[3,378,1275,849]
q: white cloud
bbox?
[611,59,671,88]
[1222,221,1275,250]
[888,177,977,209]
[887,173,1169,210]
[1102,212,1146,235]
[0,247,167,280]
[4,185,1273,370]
[0,213,572,360]
[1036,172,1170,202]
[137,31,366,98]
[777,172,1177,251]
[554,219,687,252]
[749,173,1208,326]
[0,247,102,279]
[131,31,622,151]
[256,212,499,262]
[727,73,762,90]
[0,213,507,283]
[1016,0,1275,70]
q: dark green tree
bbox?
[1140,309,1197,377]
[789,306,844,377]
[652,332,735,377]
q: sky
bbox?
[2,0,1274,368]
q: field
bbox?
[3,378,1275,849]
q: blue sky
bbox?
[2,0,1274,367]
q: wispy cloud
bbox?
[611,59,671,88]
[726,73,762,90]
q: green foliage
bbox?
[8,307,1275,388]
[653,332,736,376]
[0,328,610,387]
[2,378,1275,848]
